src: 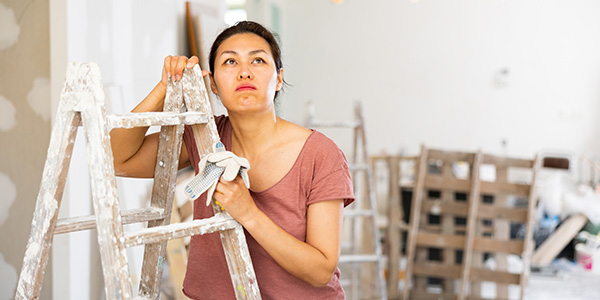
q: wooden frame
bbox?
[403,145,540,300]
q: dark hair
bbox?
[209,21,285,100]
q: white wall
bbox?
[277,0,600,160]
[52,0,225,298]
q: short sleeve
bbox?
[306,133,355,208]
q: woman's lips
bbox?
[236,84,256,91]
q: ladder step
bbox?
[348,163,369,172]
[55,207,165,235]
[344,209,375,217]
[308,120,361,128]
[122,213,238,247]
[107,111,208,129]
[339,254,381,263]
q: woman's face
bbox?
[210,33,283,114]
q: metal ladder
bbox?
[307,101,387,300]
[14,62,261,300]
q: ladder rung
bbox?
[107,112,208,129]
[55,207,165,235]
[308,120,361,128]
[339,254,381,263]
[344,209,375,217]
[122,213,238,247]
[348,163,369,172]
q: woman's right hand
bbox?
[161,55,203,86]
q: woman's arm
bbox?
[214,177,344,287]
[110,56,200,177]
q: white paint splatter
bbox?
[0,173,17,227]
[0,3,20,51]
[0,252,18,300]
[0,96,16,131]
[27,78,51,122]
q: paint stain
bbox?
[27,77,51,122]
[0,172,17,226]
[0,96,16,131]
[0,3,20,50]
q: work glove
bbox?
[184,142,250,207]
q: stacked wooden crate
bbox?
[402,146,541,300]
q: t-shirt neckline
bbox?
[224,119,316,194]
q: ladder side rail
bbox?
[138,78,186,298]
[356,101,387,299]
[183,66,261,299]
[77,63,134,299]
[15,104,81,300]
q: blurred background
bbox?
[1,0,600,299]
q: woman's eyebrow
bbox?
[220,49,268,57]
[249,49,268,56]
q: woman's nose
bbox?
[238,66,253,79]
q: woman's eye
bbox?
[252,57,265,64]
[224,59,236,65]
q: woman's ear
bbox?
[209,72,218,95]
[276,68,284,91]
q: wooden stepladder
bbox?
[307,101,387,300]
[14,62,261,300]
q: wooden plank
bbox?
[458,151,483,300]
[428,149,474,163]
[424,175,471,192]
[477,205,528,223]
[55,207,165,234]
[74,63,134,300]
[473,237,524,255]
[519,155,541,300]
[107,111,207,129]
[15,104,81,299]
[413,263,462,279]
[411,290,458,300]
[386,156,402,299]
[403,145,429,300]
[416,233,466,249]
[422,201,468,217]
[479,181,530,198]
[123,214,238,247]
[138,75,186,299]
[482,154,533,169]
[531,213,587,266]
[469,268,521,285]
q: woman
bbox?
[110,21,354,299]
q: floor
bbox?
[524,269,600,300]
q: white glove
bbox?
[184,142,250,207]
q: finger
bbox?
[162,55,173,84]
[202,70,210,77]
[222,162,239,182]
[186,56,200,69]
[173,56,188,81]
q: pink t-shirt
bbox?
[181,116,354,300]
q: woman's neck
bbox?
[228,110,280,158]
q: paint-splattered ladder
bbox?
[306,101,387,300]
[14,62,261,300]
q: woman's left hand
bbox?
[212,176,258,225]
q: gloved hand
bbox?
[184,142,250,207]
